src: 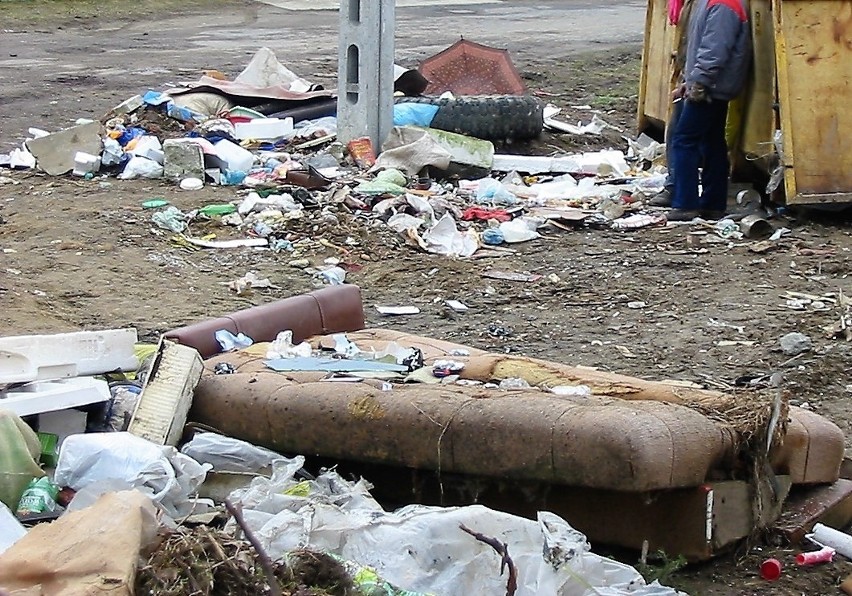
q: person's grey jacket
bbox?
[685,0,752,101]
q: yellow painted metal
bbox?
[772,0,852,204]
[638,0,852,204]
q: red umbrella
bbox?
[419,38,527,96]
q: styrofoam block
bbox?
[128,339,203,446]
[72,152,101,176]
[235,118,294,141]
[0,377,110,417]
[0,328,139,386]
[38,409,88,447]
[213,140,255,173]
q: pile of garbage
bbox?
[0,47,689,262]
[0,326,682,595]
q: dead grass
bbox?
[0,0,248,28]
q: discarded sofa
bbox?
[167,286,846,560]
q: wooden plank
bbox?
[771,479,852,543]
[774,0,852,199]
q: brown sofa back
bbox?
[164,285,366,359]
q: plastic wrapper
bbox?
[498,218,540,243]
[393,103,440,128]
[16,477,59,516]
[418,213,478,258]
[215,330,255,351]
[151,206,188,233]
[181,433,283,474]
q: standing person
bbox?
[666,0,751,221]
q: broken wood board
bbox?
[770,479,852,544]
[128,338,203,446]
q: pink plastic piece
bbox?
[760,558,782,581]
[795,546,836,566]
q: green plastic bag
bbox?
[0,410,45,509]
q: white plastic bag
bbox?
[118,156,163,180]
[499,218,540,243]
[181,433,283,474]
[54,432,209,518]
[476,177,518,206]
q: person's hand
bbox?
[686,82,710,103]
[671,83,686,101]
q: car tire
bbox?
[395,95,544,141]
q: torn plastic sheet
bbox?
[235,47,314,94]
[227,460,682,596]
[414,213,479,258]
[266,330,312,359]
[627,133,666,164]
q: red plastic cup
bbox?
[796,546,836,566]
[761,558,782,581]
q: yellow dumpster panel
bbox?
[773,0,852,203]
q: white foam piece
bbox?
[0,377,110,417]
[0,329,139,386]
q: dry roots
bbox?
[135,526,355,596]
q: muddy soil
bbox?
[2,1,852,594]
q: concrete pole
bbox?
[337,0,395,151]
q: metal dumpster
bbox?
[638,0,852,205]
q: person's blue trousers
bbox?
[670,99,730,212]
[663,98,684,191]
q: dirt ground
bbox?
[2,1,852,593]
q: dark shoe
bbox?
[648,189,673,207]
[700,210,727,220]
[666,209,700,222]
